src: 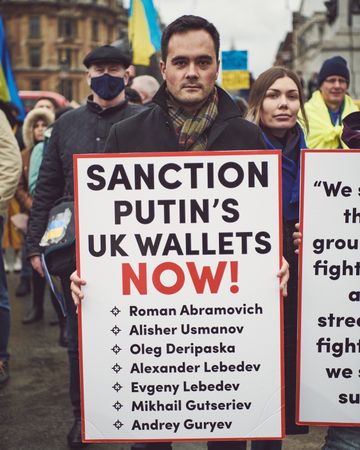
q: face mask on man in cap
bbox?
[83,45,132,103]
[90,73,125,100]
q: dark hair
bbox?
[35,96,58,110]
[55,105,74,120]
[161,15,220,62]
[125,87,143,105]
[0,100,18,128]
[234,96,248,118]
[246,66,309,133]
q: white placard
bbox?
[74,151,284,443]
[297,150,360,426]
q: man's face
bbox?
[160,29,219,112]
[35,99,55,112]
[319,76,348,109]
[87,63,128,84]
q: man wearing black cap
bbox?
[26,44,144,449]
[301,55,358,149]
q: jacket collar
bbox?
[153,83,242,123]
[86,95,128,115]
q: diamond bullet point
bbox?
[111,345,122,355]
[112,382,123,392]
[112,364,122,373]
[113,401,123,411]
[111,325,121,335]
[114,420,124,430]
[111,306,121,316]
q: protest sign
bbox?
[297,150,360,426]
[74,150,284,442]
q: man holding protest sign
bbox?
[26,45,144,449]
[71,15,289,450]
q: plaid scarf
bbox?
[167,88,218,151]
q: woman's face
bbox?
[260,76,300,137]
[33,119,47,142]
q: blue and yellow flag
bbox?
[128,0,161,66]
[221,50,250,91]
[0,16,25,120]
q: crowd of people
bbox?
[0,13,359,450]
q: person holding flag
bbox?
[0,17,25,121]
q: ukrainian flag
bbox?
[128,0,161,66]
[0,16,25,120]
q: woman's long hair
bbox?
[246,66,309,132]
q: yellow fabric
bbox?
[300,90,358,149]
[0,65,10,102]
[2,198,23,250]
[128,0,155,66]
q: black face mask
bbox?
[90,73,125,100]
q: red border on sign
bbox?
[73,149,285,442]
[296,149,360,427]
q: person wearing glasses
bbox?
[299,56,358,149]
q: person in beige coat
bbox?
[0,109,22,386]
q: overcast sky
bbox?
[124,0,302,77]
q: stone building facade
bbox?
[275,0,360,98]
[0,0,127,102]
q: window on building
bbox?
[351,0,360,13]
[325,0,338,24]
[58,18,78,39]
[29,16,40,38]
[29,47,41,67]
[58,48,73,68]
[92,19,99,42]
[30,79,41,90]
[60,79,73,101]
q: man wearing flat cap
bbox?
[300,55,358,149]
[26,45,144,449]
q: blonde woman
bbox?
[246,67,309,449]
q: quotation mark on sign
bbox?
[111,306,121,316]
[113,401,123,411]
[111,325,121,335]
[112,382,123,392]
[113,420,124,430]
[112,345,122,355]
[314,181,322,187]
[112,364,122,373]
